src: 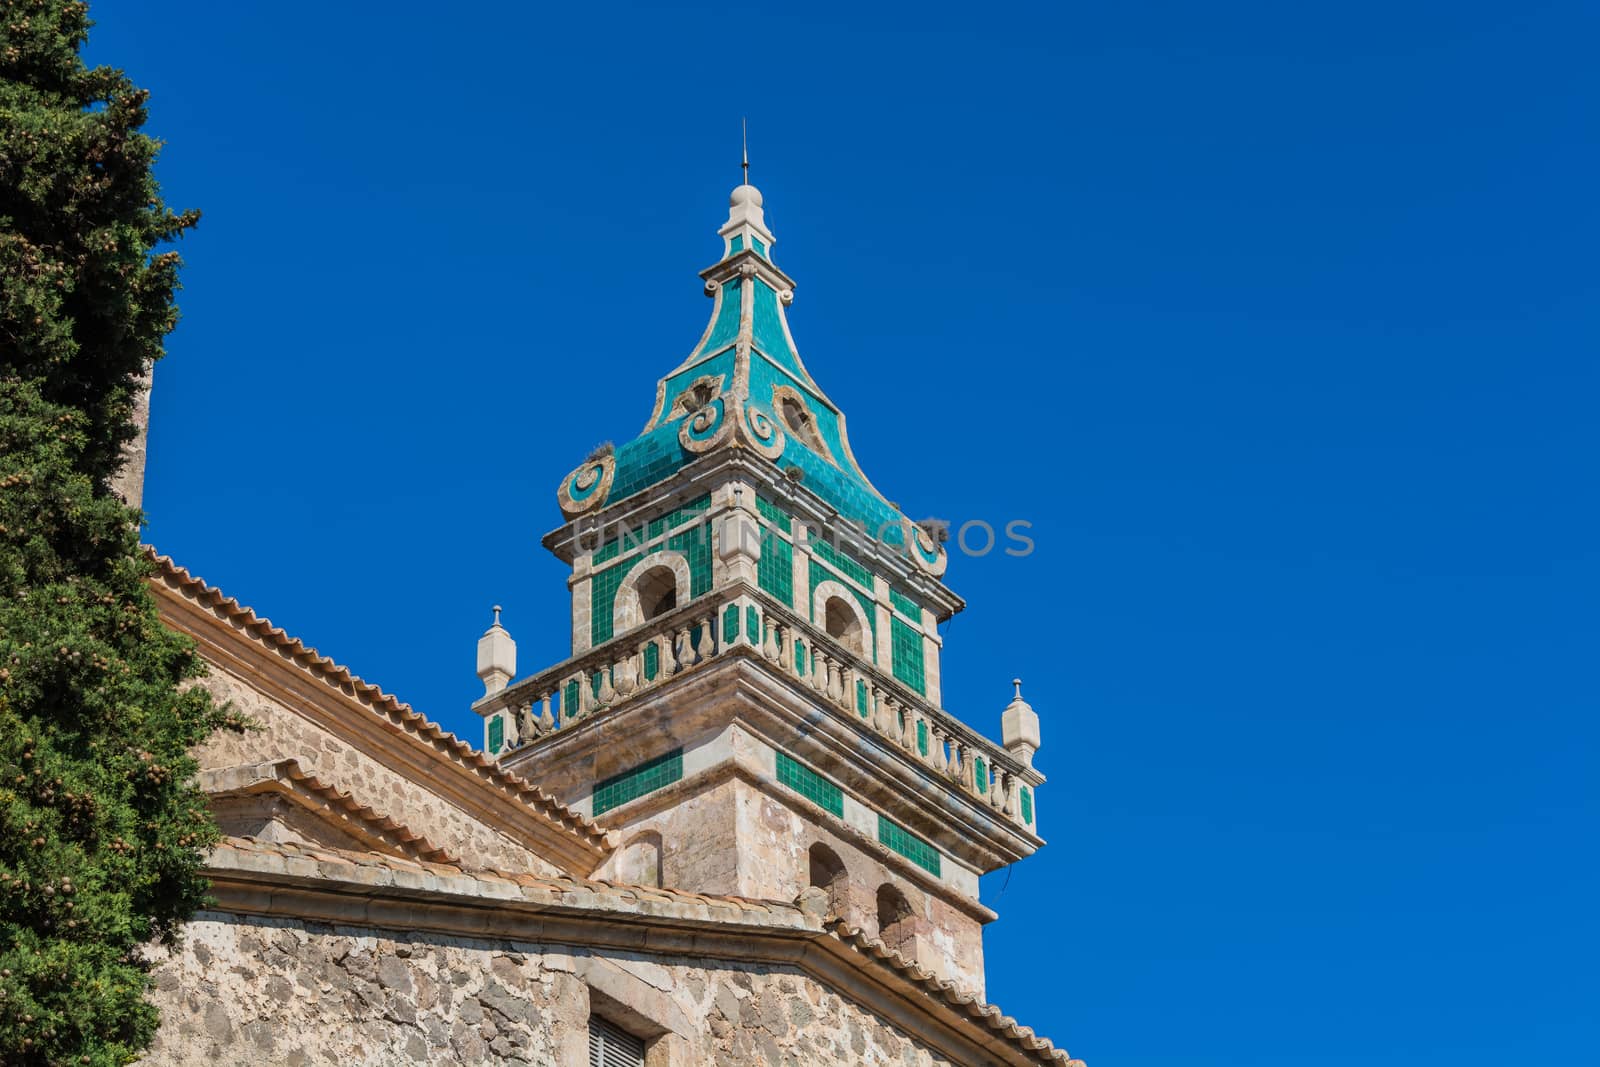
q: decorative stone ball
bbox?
[730,183,764,208]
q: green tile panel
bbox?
[755,494,792,533]
[592,749,683,816]
[810,536,874,589]
[878,815,941,876]
[1021,786,1034,826]
[775,752,844,818]
[889,587,922,622]
[648,494,712,539]
[758,529,794,608]
[890,616,926,694]
[590,506,714,647]
[487,714,503,754]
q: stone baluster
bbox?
[777,624,793,671]
[1002,772,1019,818]
[811,649,827,692]
[514,701,535,745]
[571,672,594,720]
[927,724,946,773]
[763,615,781,662]
[614,650,637,697]
[990,766,1006,811]
[673,624,692,672]
[959,742,976,791]
[871,686,889,735]
[539,691,555,732]
[636,639,654,689]
[836,663,852,711]
[696,614,717,660]
[596,666,615,705]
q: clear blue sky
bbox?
[92,2,1597,1063]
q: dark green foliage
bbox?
[1,2,237,1062]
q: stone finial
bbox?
[719,181,776,254]
[1001,678,1040,768]
[476,605,516,697]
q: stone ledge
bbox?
[205,837,1080,1066]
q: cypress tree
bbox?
[1,1,238,1061]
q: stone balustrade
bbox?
[475,584,1040,832]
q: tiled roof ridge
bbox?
[208,836,1077,1066]
[201,757,461,865]
[822,916,1083,1066]
[146,548,610,852]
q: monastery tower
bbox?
[473,181,1048,997]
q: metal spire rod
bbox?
[741,117,749,185]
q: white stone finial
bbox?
[720,181,774,252]
[476,605,516,697]
[1001,677,1040,768]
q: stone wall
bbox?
[195,666,559,876]
[143,912,963,1067]
[731,777,987,997]
[598,772,987,996]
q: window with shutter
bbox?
[588,1015,647,1067]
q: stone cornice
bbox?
[699,246,796,295]
[201,758,460,865]
[147,550,613,873]
[204,838,1081,1067]
[501,651,1043,876]
[541,453,966,620]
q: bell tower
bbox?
[474,180,1047,996]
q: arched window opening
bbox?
[876,883,915,956]
[773,385,836,462]
[808,842,848,915]
[823,596,865,656]
[635,565,679,621]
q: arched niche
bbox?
[875,882,917,957]
[612,552,693,635]
[807,842,849,916]
[811,579,870,659]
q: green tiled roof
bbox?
[568,189,933,558]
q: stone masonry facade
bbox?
[145,913,963,1067]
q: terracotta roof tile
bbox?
[824,918,1084,1066]
[148,549,610,854]
[201,757,460,865]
